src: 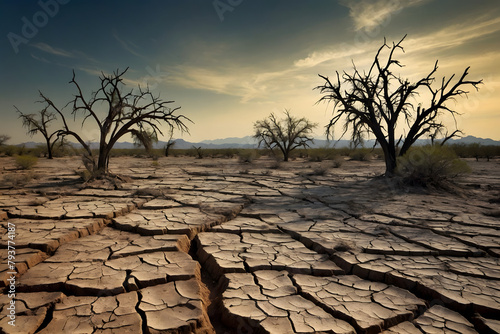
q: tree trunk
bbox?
[283,150,289,162]
[381,142,397,176]
[45,138,53,159]
[96,148,109,176]
[384,155,397,176]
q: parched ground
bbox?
[0,155,499,334]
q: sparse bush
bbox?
[312,165,329,176]
[332,156,344,168]
[238,150,258,163]
[396,145,471,188]
[1,171,39,187]
[15,155,38,170]
[1,145,18,157]
[349,148,373,161]
[306,148,337,162]
[269,160,281,169]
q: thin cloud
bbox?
[340,0,429,31]
[75,66,108,77]
[294,46,368,68]
[72,50,100,64]
[404,15,500,53]
[294,14,500,73]
[168,66,251,99]
[30,53,51,63]
[112,31,147,59]
[167,64,304,104]
[32,42,74,57]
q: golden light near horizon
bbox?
[1,1,499,145]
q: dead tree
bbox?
[316,35,482,175]
[164,131,176,157]
[38,68,191,177]
[15,107,61,159]
[0,135,10,146]
[254,110,317,161]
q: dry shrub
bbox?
[238,150,258,163]
[349,148,373,161]
[15,155,38,170]
[396,145,471,188]
[307,148,337,162]
[269,160,281,169]
[332,156,344,168]
[2,171,39,187]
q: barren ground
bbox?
[1,155,499,333]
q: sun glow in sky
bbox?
[1,0,499,145]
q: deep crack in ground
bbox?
[1,156,499,333]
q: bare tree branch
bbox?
[254,109,317,161]
[27,68,191,177]
[15,105,61,159]
[316,36,482,175]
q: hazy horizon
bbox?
[1,0,499,145]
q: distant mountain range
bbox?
[18,135,500,150]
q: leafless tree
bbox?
[0,135,10,146]
[316,36,482,175]
[36,68,191,177]
[15,107,61,159]
[254,110,317,161]
[164,131,176,157]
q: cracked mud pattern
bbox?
[1,156,500,333]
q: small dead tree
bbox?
[0,135,10,146]
[15,107,61,159]
[254,110,317,161]
[192,146,204,159]
[164,131,176,157]
[37,68,190,177]
[316,35,482,175]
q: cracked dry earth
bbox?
[1,156,500,334]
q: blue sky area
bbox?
[1,0,499,144]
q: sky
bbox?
[1,0,499,145]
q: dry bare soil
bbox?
[1,155,499,333]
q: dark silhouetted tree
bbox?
[316,36,482,175]
[0,135,10,146]
[15,107,61,159]
[164,131,176,157]
[36,68,191,177]
[254,110,317,161]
